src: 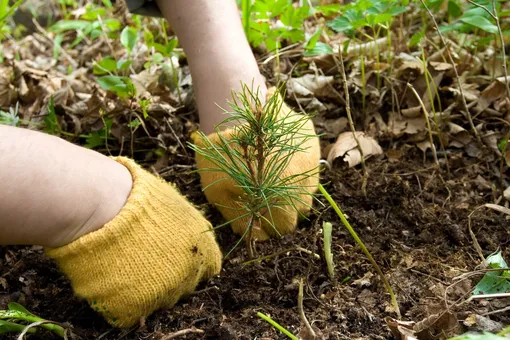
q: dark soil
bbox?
[1,113,509,339]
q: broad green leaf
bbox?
[472,251,510,295]
[120,26,138,53]
[448,0,462,18]
[81,6,106,20]
[460,15,498,34]
[314,4,342,16]
[304,28,322,51]
[103,19,121,32]
[117,59,132,71]
[49,20,90,32]
[93,56,117,75]
[409,25,426,47]
[84,131,104,149]
[166,38,178,54]
[327,16,353,33]
[367,13,393,26]
[97,76,135,98]
[304,42,333,56]
[387,6,407,16]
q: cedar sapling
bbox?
[189,83,320,258]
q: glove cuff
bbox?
[45,157,222,327]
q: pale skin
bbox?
[0,0,267,248]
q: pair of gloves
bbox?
[45,88,320,327]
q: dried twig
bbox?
[298,279,316,339]
[406,83,439,167]
[336,51,368,195]
[160,328,205,340]
[419,0,483,146]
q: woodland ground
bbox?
[1,0,509,339]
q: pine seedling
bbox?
[190,84,319,258]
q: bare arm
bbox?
[155,0,267,133]
[0,125,132,247]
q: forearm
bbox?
[0,125,132,247]
[155,0,267,133]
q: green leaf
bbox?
[93,56,117,75]
[409,26,425,47]
[49,20,90,32]
[448,0,462,18]
[84,131,105,149]
[460,15,498,34]
[327,16,353,33]
[53,34,64,60]
[44,96,60,135]
[8,302,32,315]
[103,19,121,32]
[120,26,138,53]
[304,42,333,56]
[387,5,407,16]
[96,75,135,98]
[128,118,141,128]
[367,13,393,26]
[314,4,342,16]
[0,320,35,334]
[304,27,322,51]
[472,251,510,295]
[117,59,132,71]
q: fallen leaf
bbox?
[327,131,383,167]
[286,74,335,98]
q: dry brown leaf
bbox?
[326,131,383,167]
[390,117,426,137]
[0,66,18,107]
[286,74,334,98]
[414,312,461,340]
[385,317,418,340]
[477,79,507,112]
[395,53,424,80]
[430,61,453,71]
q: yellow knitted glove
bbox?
[45,157,222,328]
[194,87,320,240]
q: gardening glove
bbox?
[193,87,320,241]
[45,157,222,328]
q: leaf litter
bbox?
[1,0,510,339]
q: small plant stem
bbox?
[420,46,450,176]
[318,184,401,318]
[466,0,509,98]
[406,83,439,167]
[419,0,483,146]
[244,215,256,259]
[298,279,316,339]
[256,312,298,340]
[17,321,66,339]
[361,55,366,113]
[322,222,335,280]
[336,50,368,195]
